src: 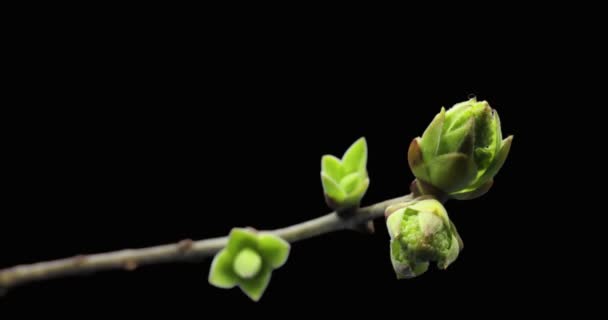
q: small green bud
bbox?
[321,137,370,210]
[208,228,290,301]
[408,98,513,199]
[386,199,462,279]
[233,248,262,279]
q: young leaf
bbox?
[208,250,239,289]
[226,228,259,255]
[472,135,513,189]
[386,209,405,239]
[321,173,346,202]
[342,137,367,174]
[492,110,503,156]
[420,107,445,160]
[408,138,430,182]
[321,155,343,181]
[339,172,362,194]
[343,177,369,205]
[427,153,476,193]
[257,234,290,269]
[240,267,271,302]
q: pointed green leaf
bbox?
[438,117,475,156]
[257,233,290,269]
[408,138,430,182]
[438,234,460,269]
[471,135,513,189]
[240,268,271,302]
[208,249,238,289]
[321,155,343,181]
[226,228,258,255]
[321,173,346,202]
[459,121,476,159]
[421,108,445,160]
[473,102,494,148]
[474,146,494,172]
[342,137,367,174]
[386,209,405,239]
[428,153,477,193]
[492,110,503,156]
[340,172,362,194]
[450,220,464,250]
[450,179,493,200]
[445,98,475,131]
[343,177,369,205]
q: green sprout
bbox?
[320,137,369,211]
[208,228,290,301]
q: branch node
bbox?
[349,221,375,234]
[124,259,138,271]
[177,239,193,253]
[73,255,88,266]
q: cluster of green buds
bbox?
[205,98,512,301]
[321,138,369,211]
[208,228,290,301]
[386,199,462,278]
[408,98,513,200]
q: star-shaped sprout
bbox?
[208,228,290,301]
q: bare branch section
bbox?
[0,195,412,291]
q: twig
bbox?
[0,194,413,292]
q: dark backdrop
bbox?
[1,31,555,316]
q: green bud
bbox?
[321,137,370,210]
[233,248,262,279]
[208,228,290,301]
[408,98,513,199]
[386,199,461,279]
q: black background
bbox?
[1,23,573,316]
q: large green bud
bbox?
[408,98,513,200]
[386,199,462,279]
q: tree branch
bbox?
[0,194,413,292]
